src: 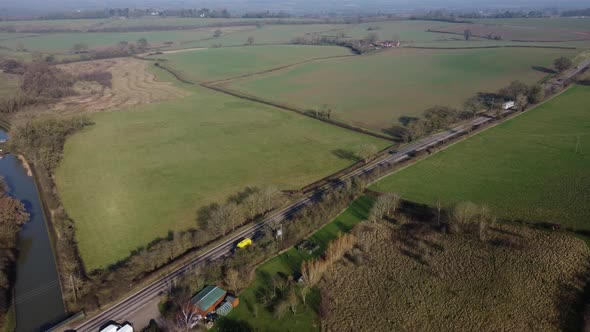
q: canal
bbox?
[0,129,66,331]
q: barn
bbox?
[191,285,228,316]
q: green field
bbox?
[225,47,576,133]
[55,65,389,270]
[371,84,590,229]
[178,24,347,49]
[0,28,247,52]
[153,45,352,83]
[471,18,590,31]
[336,20,459,42]
[0,17,324,32]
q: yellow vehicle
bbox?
[236,238,252,249]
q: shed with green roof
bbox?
[191,285,227,315]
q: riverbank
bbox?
[0,127,66,331]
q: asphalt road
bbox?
[68,60,588,332]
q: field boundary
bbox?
[147,55,397,142]
[427,28,590,43]
[405,45,578,50]
[202,83,397,141]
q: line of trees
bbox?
[9,116,91,172]
[290,34,377,54]
[62,185,284,312]
[386,80,545,143]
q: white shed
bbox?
[502,101,515,110]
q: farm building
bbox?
[502,101,515,110]
[191,285,228,316]
[216,296,240,316]
[99,323,133,332]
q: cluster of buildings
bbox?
[369,40,401,49]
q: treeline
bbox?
[561,8,590,17]
[36,7,231,20]
[63,185,284,312]
[386,80,544,142]
[458,10,547,19]
[0,179,29,330]
[9,116,91,172]
[242,11,291,19]
[161,179,366,330]
[290,34,375,54]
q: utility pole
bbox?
[575,135,581,154]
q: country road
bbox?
[67,60,588,332]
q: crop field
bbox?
[225,47,575,133]
[371,84,590,230]
[322,222,590,331]
[55,65,389,270]
[152,45,352,83]
[436,23,590,42]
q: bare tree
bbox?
[515,93,528,112]
[435,199,443,226]
[464,96,483,119]
[366,32,378,43]
[554,56,572,72]
[172,302,199,332]
[287,287,299,314]
[368,193,400,222]
[246,36,254,45]
[224,268,241,294]
[356,143,378,162]
[464,29,472,40]
[301,258,326,286]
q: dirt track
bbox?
[53,58,189,113]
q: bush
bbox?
[21,62,75,98]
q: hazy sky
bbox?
[0,0,588,16]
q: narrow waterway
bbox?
[0,130,66,331]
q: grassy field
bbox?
[0,17,324,32]
[222,196,374,331]
[322,221,590,331]
[0,27,251,52]
[336,20,462,42]
[55,64,389,270]
[152,45,352,83]
[436,22,589,42]
[471,18,590,31]
[371,84,590,229]
[179,24,347,49]
[225,47,575,133]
